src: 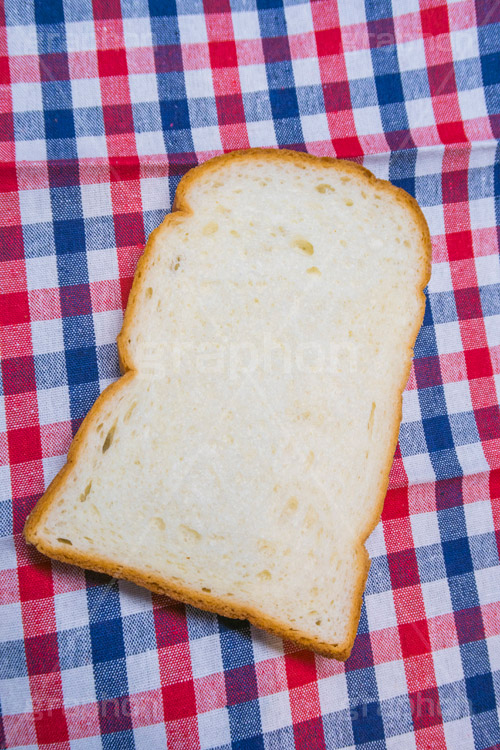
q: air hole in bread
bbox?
[202,587,211,592]
[153,517,165,530]
[316,183,335,193]
[180,524,201,542]
[146,287,153,299]
[282,497,298,516]
[367,402,376,434]
[57,538,72,545]
[203,222,218,235]
[307,266,321,275]
[102,424,116,453]
[293,238,314,255]
[344,198,354,206]
[79,481,92,503]
[124,401,137,424]
[257,570,272,580]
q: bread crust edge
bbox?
[24,148,432,660]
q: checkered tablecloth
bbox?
[1,0,499,748]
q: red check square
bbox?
[162,681,197,721]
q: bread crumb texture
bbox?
[24,149,430,659]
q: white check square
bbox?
[475,254,500,286]
[246,120,277,148]
[338,1,367,27]
[178,14,208,44]
[43,455,66,487]
[259,691,292,733]
[353,105,383,136]
[77,136,108,159]
[19,188,52,225]
[397,38,427,72]
[292,57,321,88]
[421,579,452,618]
[0,532,16,568]
[301,113,331,142]
[232,11,261,41]
[239,64,268,93]
[31,318,64,356]
[443,717,474,750]
[411,511,441,548]
[71,78,102,109]
[123,17,153,49]
[37,386,71,425]
[318,674,349,714]
[415,144,444,177]
[126,650,161,693]
[140,177,169,214]
[93,309,123,347]
[184,69,215,100]
[190,634,223,679]
[71,736,103,750]
[251,626,283,662]
[450,28,479,61]
[485,313,500,348]
[54,589,89,631]
[65,21,96,52]
[459,88,487,121]
[0,602,24,642]
[365,589,397,631]
[81,182,112,218]
[119,580,153,616]
[129,73,159,104]
[285,3,313,35]
[365,521,386,558]
[402,389,421,423]
[456,443,489,474]
[375,660,408,701]
[434,320,463,355]
[198,708,231,750]
[405,97,436,130]
[11,82,43,113]
[344,48,373,81]
[7,25,38,56]
[87,247,119,284]
[61,665,96,707]
[363,153,389,180]
[487,633,500,671]
[26,254,59,292]
[469,143,495,169]
[443,381,473,415]
[386,733,417,750]
[475,566,500,606]
[464,499,494,537]
[403,452,435,484]
[191,126,222,153]
[0,676,33,715]
[136,131,166,156]
[133,725,167,750]
[422,203,445,236]
[433,646,464,686]
[16,138,47,161]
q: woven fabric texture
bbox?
[1,1,499,748]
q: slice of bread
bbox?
[24,149,431,659]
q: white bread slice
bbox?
[24,149,431,659]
